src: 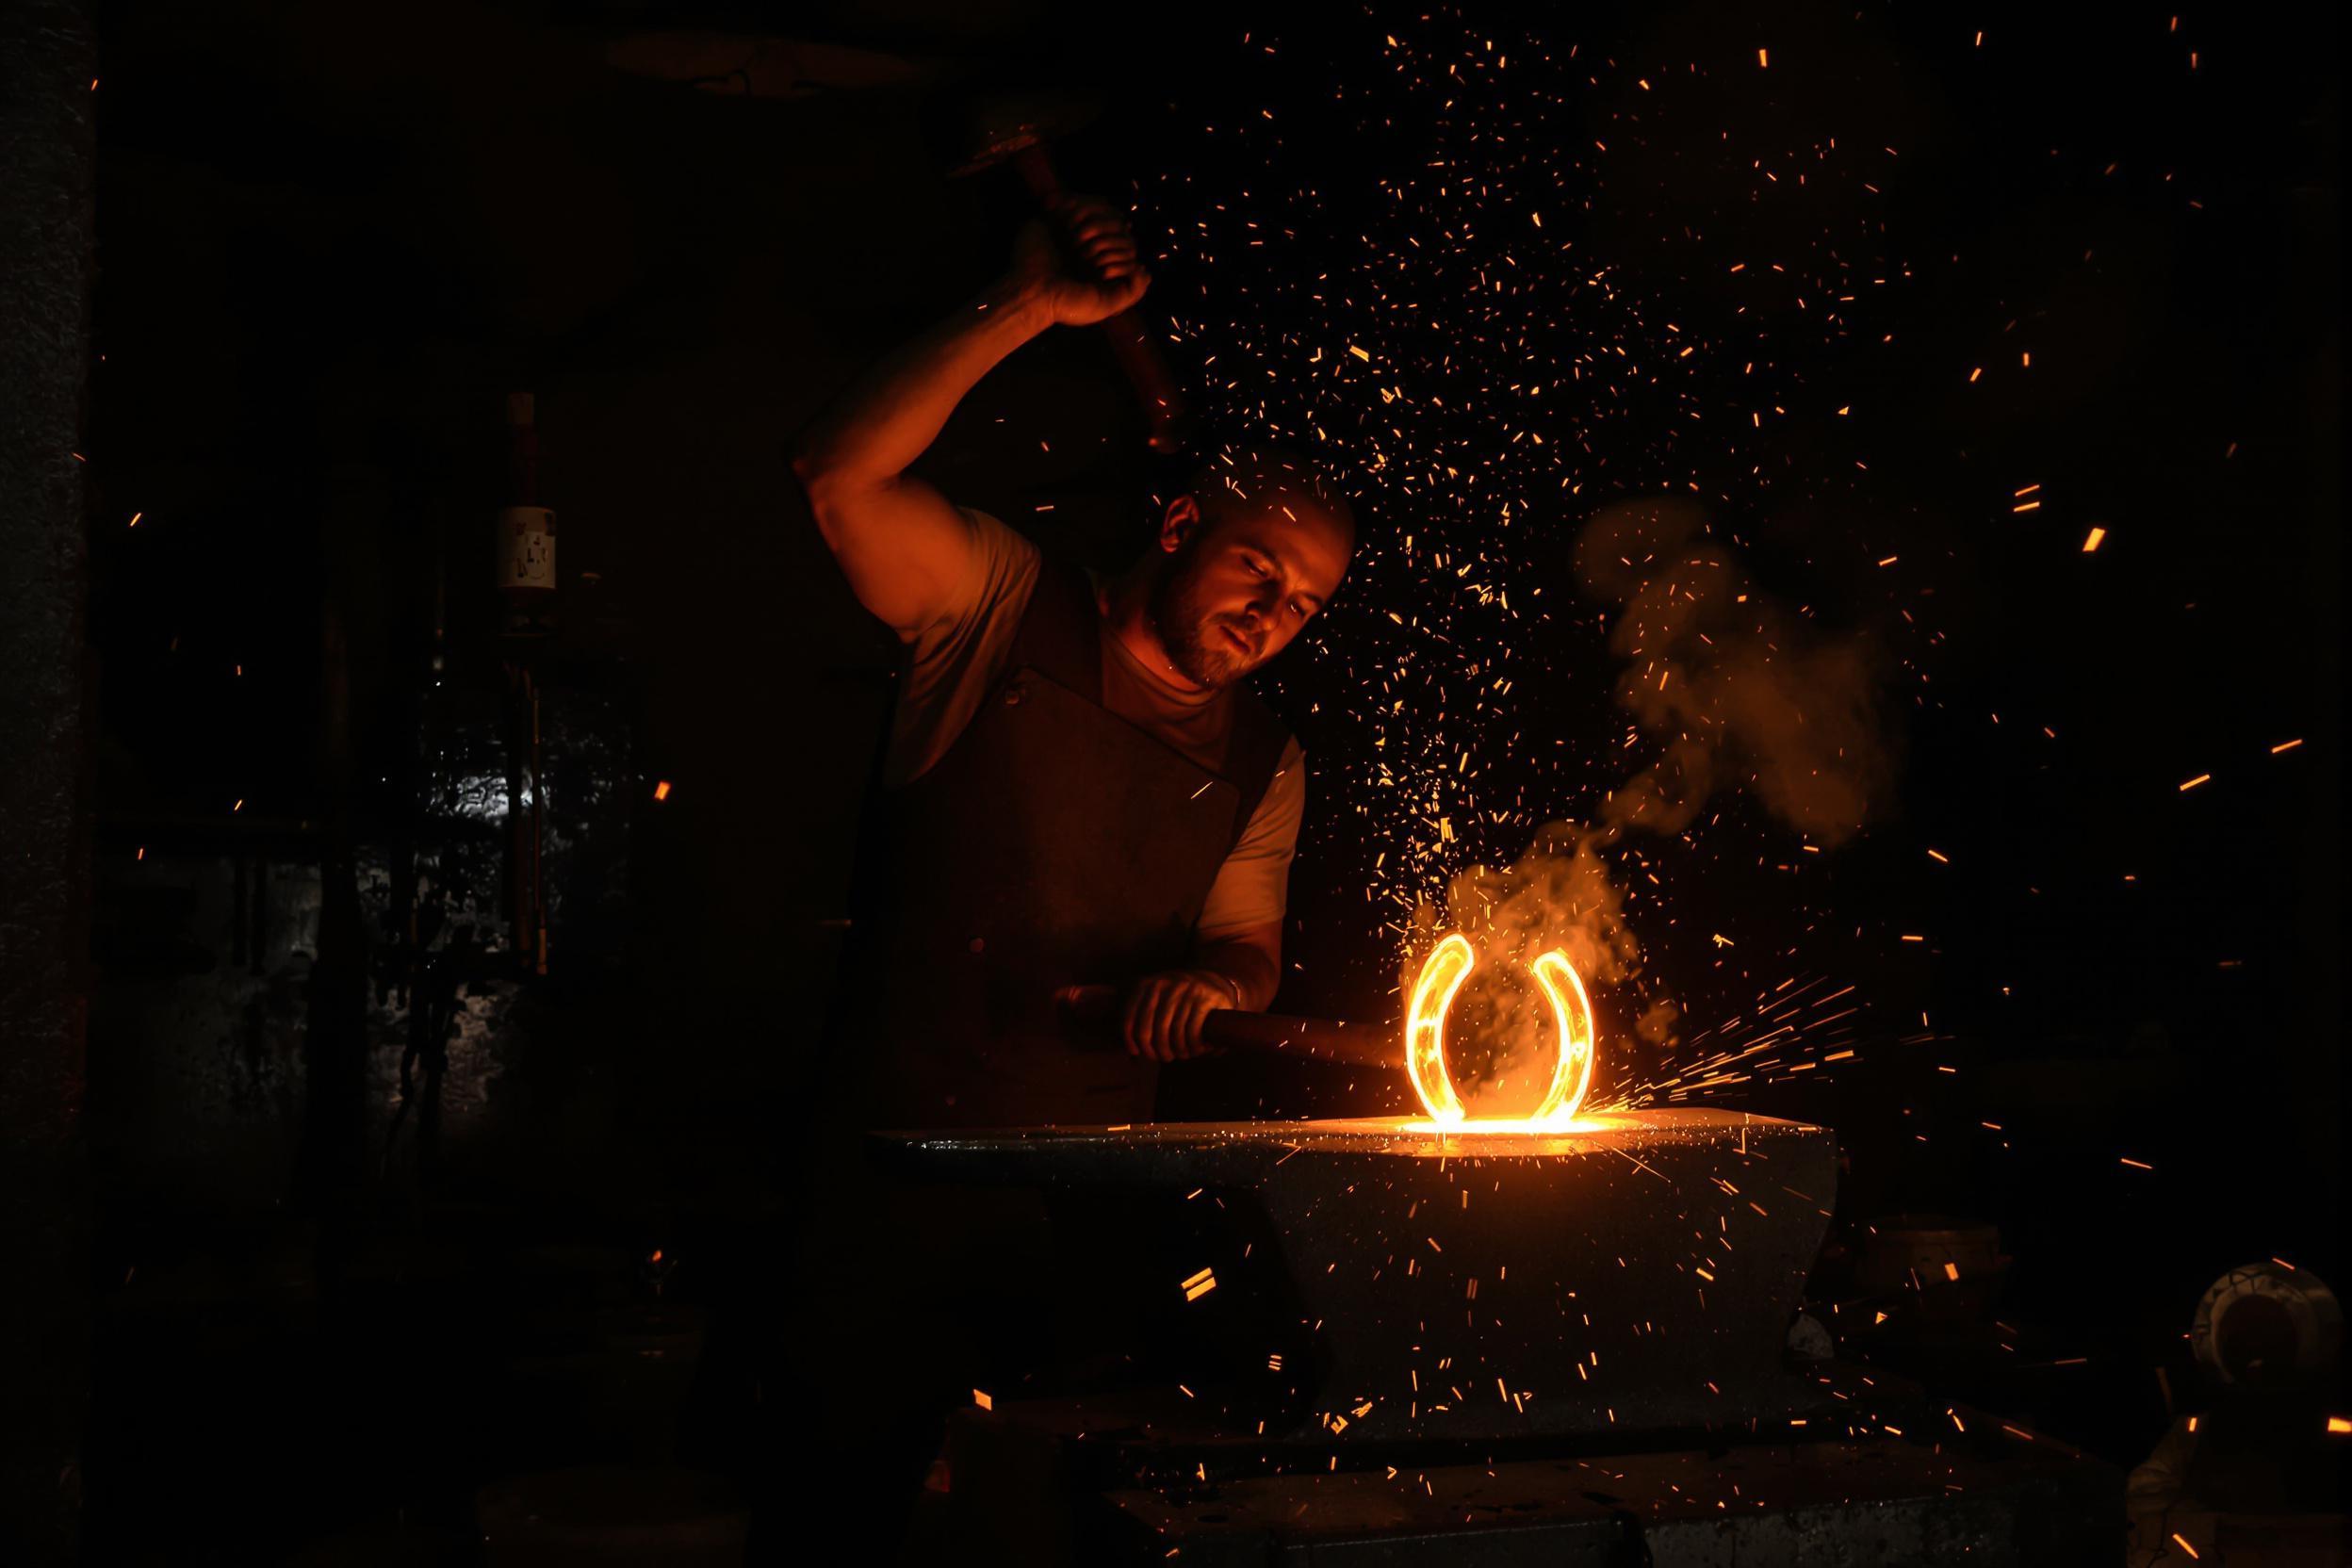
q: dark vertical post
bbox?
[294,507,371,1214]
[2289,155,2343,1241]
[0,0,97,1560]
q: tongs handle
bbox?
[1054,985,1394,1070]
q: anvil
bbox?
[874,1108,1837,1445]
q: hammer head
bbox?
[603,31,930,99]
[939,89,1102,178]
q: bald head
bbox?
[1186,448,1358,556]
[1143,448,1356,689]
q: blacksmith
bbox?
[793,196,1355,1127]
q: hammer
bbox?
[1054,984,1393,1070]
[946,93,1191,454]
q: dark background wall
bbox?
[31,0,2344,1555]
[3,3,97,1559]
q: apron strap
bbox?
[1003,555,1103,705]
[1221,689,1291,851]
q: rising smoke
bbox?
[1575,499,1892,848]
[1408,499,1894,1111]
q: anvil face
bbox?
[877,1109,1838,1445]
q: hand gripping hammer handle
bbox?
[1010,145,1190,455]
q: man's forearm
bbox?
[1195,937,1280,1015]
[792,278,1053,485]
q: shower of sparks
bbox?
[1141,17,1949,1089]
[1117,6,2287,1180]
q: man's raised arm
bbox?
[791,200,1150,641]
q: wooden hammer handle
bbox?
[1054,984,1394,1070]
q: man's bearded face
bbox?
[1144,500,1352,689]
[1147,528,1264,688]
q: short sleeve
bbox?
[1194,737,1306,941]
[885,508,1040,787]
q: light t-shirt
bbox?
[883,507,1305,941]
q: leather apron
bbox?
[834,559,1289,1129]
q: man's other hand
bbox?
[1008,197,1151,328]
[1119,970,1239,1062]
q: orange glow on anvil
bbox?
[1404,932,1598,1129]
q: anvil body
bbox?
[875,1108,1837,1444]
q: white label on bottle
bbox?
[498,506,557,591]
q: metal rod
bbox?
[1054,984,1394,1070]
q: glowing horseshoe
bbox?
[1404,934,1598,1127]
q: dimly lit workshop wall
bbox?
[80,0,1171,1223]
[2,4,98,1556]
